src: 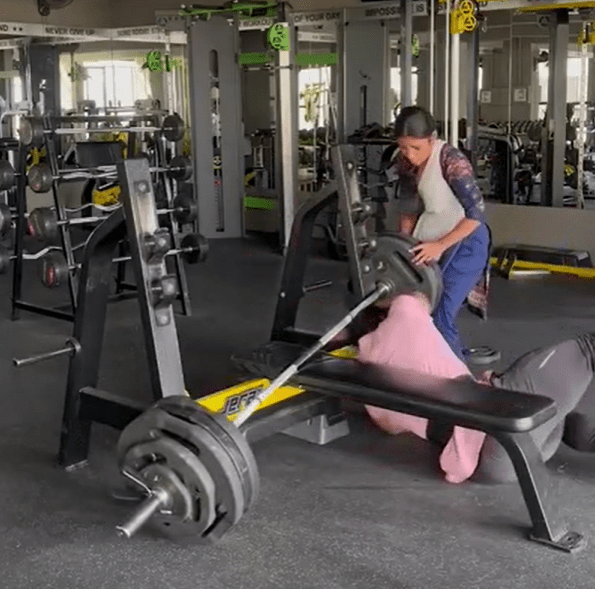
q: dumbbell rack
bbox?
[12,113,194,321]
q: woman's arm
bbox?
[400,212,418,235]
[437,217,480,250]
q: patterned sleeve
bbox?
[388,151,424,215]
[440,145,486,223]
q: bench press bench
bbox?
[234,340,585,553]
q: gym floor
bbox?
[2,236,595,589]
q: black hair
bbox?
[394,106,436,139]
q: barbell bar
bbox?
[19,114,186,148]
[28,156,193,194]
[0,244,66,274]
[39,233,209,289]
[13,338,81,368]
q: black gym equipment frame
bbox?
[59,149,584,552]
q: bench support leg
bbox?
[495,432,586,553]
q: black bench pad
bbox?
[295,357,556,434]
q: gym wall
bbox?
[485,203,595,261]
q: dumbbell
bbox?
[28,156,193,193]
[28,193,197,243]
[40,233,209,288]
[19,114,186,148]
[0,244,61,274]
[114,232,443,541]
[0,160,18,191]
[27,207,113,243]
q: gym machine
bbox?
[14,146,584,552]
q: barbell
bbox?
[19,114,186,148]
[0,244,62,274]
[27,192,197,243]
[28,156,193,193]
[115,232,443,541]
[40,233,209,289]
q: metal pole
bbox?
[577,27,588,209]
[445,1,450,140]
[400,0,412,108]
[541,9,569,207]
[277,22,298,249]
[451,31,460,146]
[430,0,435,114]
[467,26,480,170]
[507,14,514,203]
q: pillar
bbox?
[541,9,569,207]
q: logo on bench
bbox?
[220,388,261,416]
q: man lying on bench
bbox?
[353,291,595,484]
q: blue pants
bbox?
[431,223,490,361]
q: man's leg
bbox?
[475,335,595,483]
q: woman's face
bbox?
[397,136,434,168]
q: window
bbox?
[390,67,419,110]
[537,56,589,118]
[83,61,150,109]
[298,67,332,131]
[11,76,23,107]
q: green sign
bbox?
[267,23,290,51]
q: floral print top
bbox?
[390,143,486,224]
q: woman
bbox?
[357,292,595,484]
[387,106,490,361]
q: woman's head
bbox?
[394,106,437,168]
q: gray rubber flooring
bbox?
[2,235,595,588]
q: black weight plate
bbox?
[463,346,501,366]
[162,114,185,142]
[366,232,443,312]
[28,164,53,194]
[159,397,259,513]
[39,251,69,288]
[118,403,246,543]
[0,244,10,274]
[121,435,217,539]
[156,407,246,525]
[169,155,193,181]
[0,202,11,237]
[0,160,15,191]
[172,192,198,225]
[180,233,209,264]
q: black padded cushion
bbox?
[295,357,556,434]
